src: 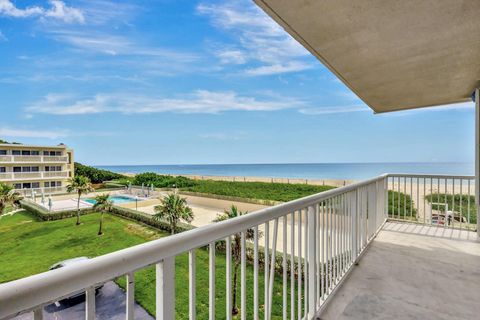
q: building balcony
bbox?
[0,171,70,181]
[0,173,478,320]
[0,155,69,163]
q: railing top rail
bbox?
[386,173,474,179]
[0,174,388,318]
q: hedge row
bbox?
[109,206,195,234]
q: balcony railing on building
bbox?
[0,173,477,320]
[0,171,69,180]
[0,155,68,163]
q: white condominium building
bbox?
[0,143,74,195]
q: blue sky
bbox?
[0,0,475,165]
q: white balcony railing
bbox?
[0,175,389,320]
[386,173,477,231]
[0,155,68,163]
[0,171,69,181]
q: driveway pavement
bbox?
[12,281,153,320]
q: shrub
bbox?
[387,190,417,219]
[132,172,196,188]
[74,163,125,184]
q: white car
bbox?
[49,257,103,303]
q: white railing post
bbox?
[85,287,95,320]
[126,273,135,320]
[352,190,358,262]
[33,307,43,320]
[156,257,175,320]
[307,205,317,318]
[475,88,480,238]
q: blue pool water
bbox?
[84,195,138,205]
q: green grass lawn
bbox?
[182,180,335,202]
[0,211,298,319]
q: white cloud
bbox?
[216,49,248,65]
[0,0,43,18]
[49,30,199,61]
[197,2,313,76]
[26,90,304,115]
[246,62,312,76]
[0,127,68,139]
[0,0,84,23]
[0,30,6,41]
[43,0,84,24]
[299,105,368,115]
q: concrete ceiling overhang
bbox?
[254,0,480,113]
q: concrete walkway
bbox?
[320,222,480,320]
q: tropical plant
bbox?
[213,205,259,315]
[0,183,20,216]
[133,172,196,188]
[154,193,194,234]
[93,194,113,235]
[74,162,125,184]
[66,175,94,225]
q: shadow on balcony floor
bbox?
[320,222,480,320]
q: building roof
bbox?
[0,144,68,149]
[255,0,480,113]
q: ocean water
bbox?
[97,163,474,181]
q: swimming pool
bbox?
[84,195,140,205]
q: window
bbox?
[50,181,56,187]
[12,150,21,155]
[56,181,62,186]
[32,182,40,188]
[44,182,50,187]
[55,151,62,156]
[13,183,21,189]
[45,166,50,172]
[31,166,39,172]
[22,183,31,189]
[56,166,62,171]
[0,150,6,155]
[43,151,49,156]
[22,167,31,172]
[50,151,56,156]
[0,167,5,173]
[21,150,31,155]
[31,151,40,155]
[13,167,21,173]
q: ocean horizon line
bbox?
[93,161,474,167]
[94,162,474,181]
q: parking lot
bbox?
[12,282,153,320]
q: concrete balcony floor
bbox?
[321,222,480,320]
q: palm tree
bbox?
[0,183,20,217]
[66,175,94,225]
[213,205,259,316]
[154,193,194,234]
[93,194,113,235]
